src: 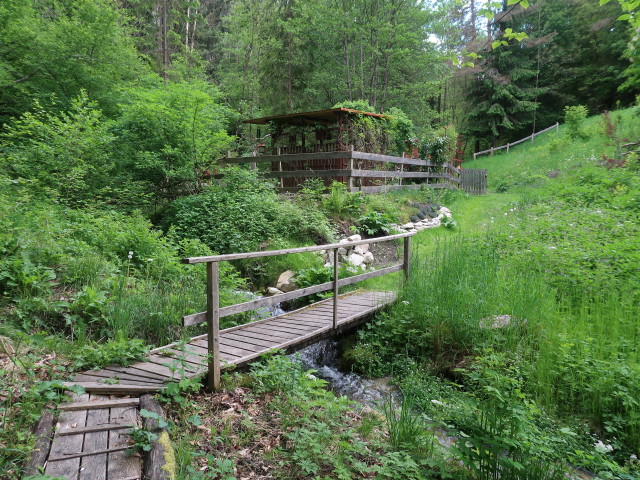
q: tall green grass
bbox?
[356,232,640,462]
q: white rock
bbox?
[363,252,374,264]
[276,270,296,292]
[424,219,441,228]
[439,207,451,214]
[409,229,418,233]
[347,253,365,267]
[266,287,284,296]
[337,247,348,255]
[354,244,369,255]
[347,234,362,242]
[402,222,414,230]
[339,238,349,244]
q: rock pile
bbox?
[392,205,453,232]
[323,234,374,271]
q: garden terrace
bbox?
[230,108,468,193]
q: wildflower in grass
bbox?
[594,440,613,453]
[128,251,133,259]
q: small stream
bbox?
[293,339,397,407]
[244,287,398,406]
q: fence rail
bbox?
[473,122,559,160]
[224,149,461,192]
[181,231,416,390]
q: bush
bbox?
[72,334,149,370]
[163,168,332,254]
[564,105,589,139]
[420,136,450,165]
[357,211,392,236]
[0,178,246,344]
[321,181,365,219]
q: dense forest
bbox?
[1,1,640,479]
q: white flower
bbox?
[128,251,133,259]
[147,258,153,262]
[631,454,637,460]
[431,399,445,406]
[594,440,613,452]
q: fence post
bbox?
[403,236,411,282]
[348,155,354,191]
[473,152,477,160]
[506,143,510,154]
[556,122,559,134]
[333,248,339,329]
[490,147,494,157]
[531,134,535,144]
[277,147,283,190]
[206,262,220,392]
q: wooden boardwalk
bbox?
[43,394,141,480]
[65,290,395,393]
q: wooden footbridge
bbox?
[29,232,414,479]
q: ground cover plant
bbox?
[162,353,465,480]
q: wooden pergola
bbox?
[223,108,480,194]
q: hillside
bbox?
[2,109,639,479]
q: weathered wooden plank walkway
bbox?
[66,290,395,393]
[43,393,141,480]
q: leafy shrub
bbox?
[564,105,589,139]
[452,351,568,480]
[357,211,392,236]
[495,180,511,193]
[0,94,116,206]
[251,352,326,394]
[71,334,149,370]
[0,178,246,344]
[441,214,457,229]
[163,168,331,254]
[420,136,450,165]
[113,78,235,203]
[321,181,365,219]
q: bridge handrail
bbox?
[182,231,414,263]
[181,231,416,391]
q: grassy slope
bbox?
[355,107,640,477]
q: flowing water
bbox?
[293,339,397,407]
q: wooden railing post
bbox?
[333,248,339,329]
[403,236,411,282]
[206,262,220,392]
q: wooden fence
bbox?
[461,168,487,195]
[473,123,559,160]
[224,150,462,193]
[181,231,415,390]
